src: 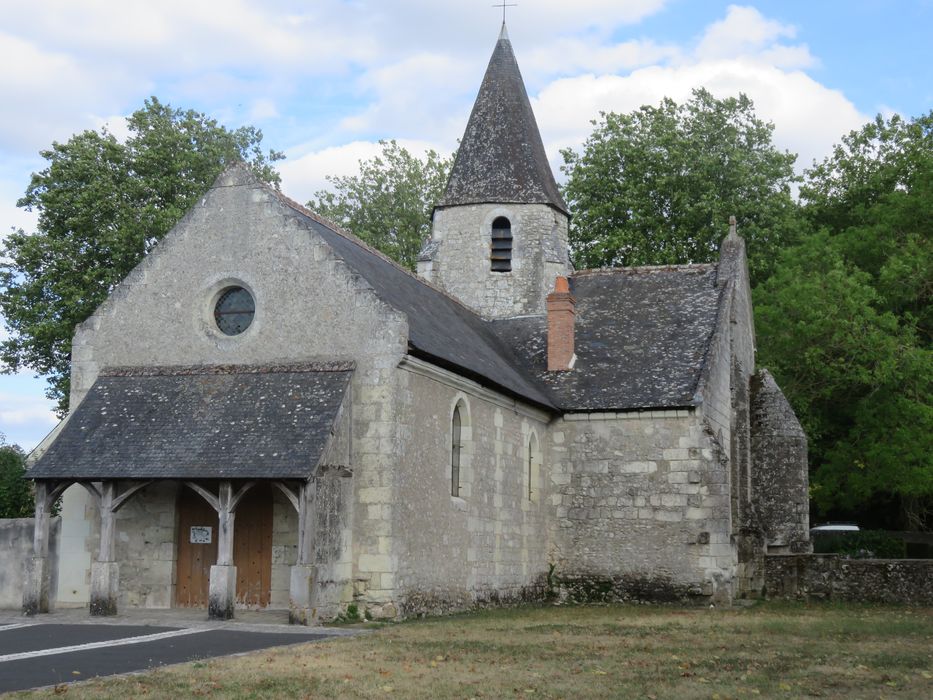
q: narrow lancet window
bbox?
[490,216,512,272]
[528,434,540,502]
[451,406,462,497]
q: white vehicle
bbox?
[810,523,860,534]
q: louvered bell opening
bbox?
[490,216,513,273]
[491,240,512,272]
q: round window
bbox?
[213,286,255,336]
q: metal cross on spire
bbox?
[492,2,517,24]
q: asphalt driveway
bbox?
[0,620,346,693]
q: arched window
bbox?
[451,405,462,497]
[527,434,540,502]
[490,216,512,272]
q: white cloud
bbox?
[0,388,58,452]
[696,5,799,60]
[338,52,477,142]
[249,99,280,122]
[536,61,865,174]
[0,393,57,427]
[279,139,446,204]
[532,4,860,174]
[522,38,682,80]
[0,31,132,154]
[0,392,58,426]
[90,115,131,143]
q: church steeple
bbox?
[439,24,567,214]
[419,27,571,320]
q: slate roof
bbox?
[271,187,725,413]
[273,192,555,410]
[438,25,568,214]
[491,265,723,411]
[27,363,352,480]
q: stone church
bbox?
[24,25,810,623]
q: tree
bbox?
[0,435,32,518]
[801,112,932,340]
[0,97,284,413]
[756,111,933,528]
[561,89,803,283]
[307,140,453,270]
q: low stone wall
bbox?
[0,518,61,609]
[765,554,933,605]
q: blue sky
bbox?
[1,0,931,451]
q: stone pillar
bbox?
[209,482,237,620]
[289,480,319,626]
[90,481,119,616]
[23,482,52,615]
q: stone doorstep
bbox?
[0,606,365,636]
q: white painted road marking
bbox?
[0,624,37,633]
[0,628,208,663]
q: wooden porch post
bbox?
[183,480,253,620]
[208,481,237,619]
[90,481,119,615]
[87,479,152,616]
[279,479,319,625]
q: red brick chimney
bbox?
[547,276,576,371]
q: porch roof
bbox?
[26,362,353,481]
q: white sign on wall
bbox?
[189,526,212,544]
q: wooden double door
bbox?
[175,484,273,608]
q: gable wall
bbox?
[59,169,410,611]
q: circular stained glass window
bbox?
[214,286,255,336]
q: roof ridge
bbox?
[265,186,500,318]
[571,262,718,276]
[101,362,356,377]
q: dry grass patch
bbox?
[12,602,933,699]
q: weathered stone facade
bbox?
[392,359,551,615]
[549,411,735,603]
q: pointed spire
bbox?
[439,29,568,214]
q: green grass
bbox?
[11,601,933,699]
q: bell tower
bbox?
[418,24,571,319]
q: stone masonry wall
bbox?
[765,554,933,604]
[422,203,570,319]
[110,482,179,608]
[751,370,810,552]
[0,518,60,609]
[58,167,409,611]
[550,411,735,603]
[391,362,551,616]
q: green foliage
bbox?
[334,602,363,624]
[756,111,933,527]
[811,530,907,559]
[0,437,32,518]
[307,140,453,270]
[0,97,283,414]
[561,89,803,283]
